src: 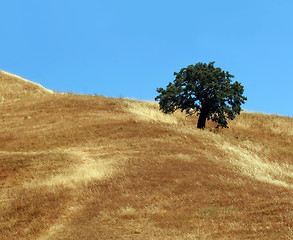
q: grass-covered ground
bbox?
[0,71,292,239]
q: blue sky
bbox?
[1,0,292,116]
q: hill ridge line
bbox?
[0,70,53,94]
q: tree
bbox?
[155,62,247,129]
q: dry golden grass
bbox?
[24,148,118,188]
[0,72,292,239]
[0,71,53,102]
[124,100,186,125]
[216,140,293,188]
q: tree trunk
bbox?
[197,107,208,129]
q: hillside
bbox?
[0,72,292,239]
[0,71,53,102]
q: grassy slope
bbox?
[0,71,53,102]
[0,73,292,239]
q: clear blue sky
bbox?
[1,0,292,116]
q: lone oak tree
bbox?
[155,62,247,129]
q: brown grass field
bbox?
[0,71,292,239]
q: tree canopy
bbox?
[155,62,247,129]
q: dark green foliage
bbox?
[155,62,247,129]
